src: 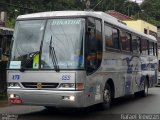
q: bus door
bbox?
[85,17,103,103]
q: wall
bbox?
[123,20,157,37]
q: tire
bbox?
[134,79,149,97]
[99,83,112,110]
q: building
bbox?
[106,10,157,38]
[123,20,157,38]
[106,10,132,21]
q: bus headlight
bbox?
[59,83,75,88]
[59,83,84,90]
[8,82,21,89]
[62,96,75,101]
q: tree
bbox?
[3,0,160,27]
[121,1,140,17]
[140,0,160,25]
[91,0,127,12]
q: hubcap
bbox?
[104,89,111,103]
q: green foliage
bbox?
[121,1,141,16]
[0,0,159,27]
[6,18,15,28]
[0,93,7,100]
[140,0,160,26]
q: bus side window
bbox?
[159,60,160,72]
[149,41,154,55]
[105,23,119,49]
[141,39,148,55]
[86,18,102,74]
[154,43,157,56]
[120,31,131,52]
[132,35,141,54]
[86,18,97,72]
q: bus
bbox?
[7,11,158,110]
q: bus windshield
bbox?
[9,18,85,70]
[41,18,85,69]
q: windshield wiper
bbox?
[20,51,39,72]
[49,36,60,72]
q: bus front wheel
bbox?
[99,83,112,110]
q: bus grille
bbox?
[21,82,59,88]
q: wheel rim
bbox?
[103,89,111,103]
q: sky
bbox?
[129,0,144,4]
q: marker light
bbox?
[76,83,84,90]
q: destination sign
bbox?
[51,19,81,25]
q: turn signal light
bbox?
[76,83,84,90]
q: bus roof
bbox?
[17,11,157,42]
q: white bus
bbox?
[7,11,158,110]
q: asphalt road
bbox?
[0,87,160,120]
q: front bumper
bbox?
[7,89,85,108]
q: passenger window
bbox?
[149,42,154,55]
[154,43,157,56]
[95,19,102,68]
[132,35,141,54]
[141,39,148,55]
[120,31,131,51]
[86,18,102,74]
[105,25,112,48]
[112,28,119,49]
[105,24,119,49]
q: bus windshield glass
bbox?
[9,18,85,70]
[9,20,45,69]
[41,18,85,69]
